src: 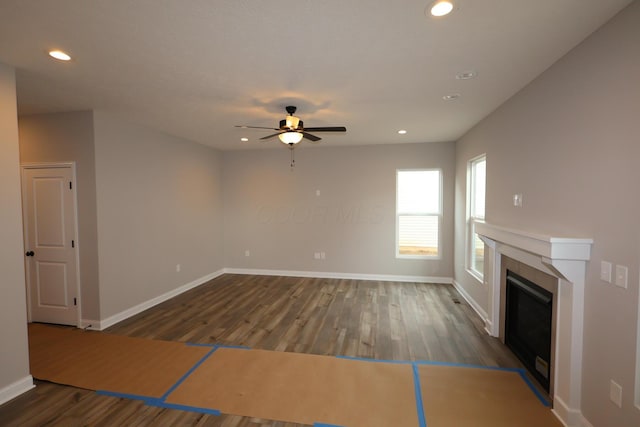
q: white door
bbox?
[22,164,80,326]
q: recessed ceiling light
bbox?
[430,1,454,17]
[48,50,71,61]
[398,130,408,135]
[240,137,249,142]
[443,93,461,100]
[456,70,477,80]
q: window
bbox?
[396,169,441,258]
[467,155,486,279]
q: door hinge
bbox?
[69,181,73,190]
[71,240,75,248]
[74,297,77,306]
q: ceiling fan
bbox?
[235,105,347,146]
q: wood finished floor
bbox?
[0,274,524,427]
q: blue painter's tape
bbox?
[148,400,221,416]
[314,423,344,427]
[412,364,428,427]
[335,355,411,365]
[335,356,527,376]
[414,360,525,373]
[516,370,551,407]
[186,342,250,350]
[217,344,251,350]
[160,345,219,400]
[96,390,157,404]
[415,360,549,407]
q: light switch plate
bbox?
[600,261,612,283]
[610,380,622,408]
[615,265,628,289]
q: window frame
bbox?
[395,168,443,260]
[466,155,486,281]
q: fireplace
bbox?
[505,269,553,392]
[476,222,592,427]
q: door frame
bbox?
[21,161,82,327]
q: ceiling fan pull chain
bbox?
[290,145,295,170]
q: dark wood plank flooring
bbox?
[0,274,523,426]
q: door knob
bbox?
[25,251,34,257]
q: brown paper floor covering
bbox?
[165,347,418,427]
[28,323,210,398]
[28,323,562,427]
[419,365,562,427]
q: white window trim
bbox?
[466,155,486,282]
[395,168,442,260]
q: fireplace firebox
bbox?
[505,270,553,392]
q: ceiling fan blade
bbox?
[302,132,322,142]
[302,126,346,132]
[235,125,280,130]
[260,132,282,140]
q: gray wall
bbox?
[93,112,224,319]
[0,63,31,400]
[18,111,101,321]
[454,3,640,426]
[223,142,455,279]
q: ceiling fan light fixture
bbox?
[430,1,453,17]
[285,115,300,130]
[279,131,304,145]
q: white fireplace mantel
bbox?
[475,222,592,271]
[475,222,593,427]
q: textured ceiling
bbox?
[0,0,632,150]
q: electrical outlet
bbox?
[513,193,523,207]
[610,380,622,408]
[176,264,181,273]
[615,265,628,289]
[600,261,612,283]
[320,252,326,260]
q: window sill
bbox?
[466,268,484,285]
[396,254,441,261]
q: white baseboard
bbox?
[97,269,225,330]
[0,375,34,406]
[80,319,102,331]
[224,268,453,284]
[452,280,489,324]
[552,395,592,427]
[483,319,494,336]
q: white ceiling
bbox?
[0,0,632,151]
